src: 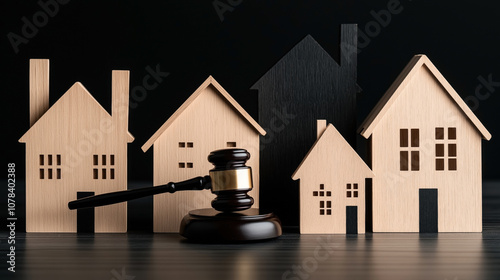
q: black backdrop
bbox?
[2,0,499,230]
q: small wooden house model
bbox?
[292,120,373,234]
[142,76,266,233]
[19,59,134,232]
[359,54,492,233]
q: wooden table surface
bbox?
[1,181,499,280]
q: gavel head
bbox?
[208,148,254,212]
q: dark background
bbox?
[1,0,499,231]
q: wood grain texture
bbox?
[251,24,359,227]
[29,59,49,127]
[19,61,133,232]
[292,123,372,234]
[144,76,264,232]
[359,55,490,232]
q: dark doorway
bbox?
[346,206,358,234]
[419,189,438,233]
[77,192,95,233]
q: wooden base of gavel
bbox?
[68,149,282,242]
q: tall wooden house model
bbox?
[19,59,134,232]
[359,55,491,232]
[142,76,266,233]
[292,120,373,234]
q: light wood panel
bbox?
[19,60,133,232]
[359,55,489,232]
[292,122,373,234]
[145,77,264,232]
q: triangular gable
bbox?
[141,76,266,152]
[359,54,491,140]
[19,82,134,143]
[292,124,373,180]
[251,35,339,89]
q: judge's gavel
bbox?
[68,149,255,212]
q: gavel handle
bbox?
[68,175,212,210]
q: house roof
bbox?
[358,55,491,140]
[19,82,134,143]
[251,34,362,93]
[141,76,266,152]
[292,123,373,181]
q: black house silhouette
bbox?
[251,24,359,226]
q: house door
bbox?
[346,206,358,234]
[77,192,95,233]
[419,189,438,233]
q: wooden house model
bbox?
[250,24,360,226]
[359,54,492,233]
[19,59,134,232]
[141,76,266,233]
[292,120,373,234]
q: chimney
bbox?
[29,59,50,127]
[111,70,130,131]
[317,119,327,139]
[340,24,357,73]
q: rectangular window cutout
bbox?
[93,169,98,179]
[40,169,44,179]
[411,151,420,171]
[320,201,324,208]
[400,129,408,147]
[320,184,324,189]
[187,142,194,148]
[347,183,351,189]
[436,144,444,157]
[354,191,358,198]
[102,169,107,179]
[110,169,115,179]
[400,151,409,171]
[48,155,53,166]
[57,155,61,165]
[179,142,185,148]
[56,169,61,179]
[319,191,324,196]
[313,191,318,196]
[102,155,106,165]
[449,159,457,171]
[179,162,185,168]
[411,129,419,147]
[448,144,457,157]
[326,209,332,215]
[436,127,444,140]
[40,155,44,166]
[93,155,98,165]
[320,209,324,215]
[436,159,444,171]
[48,168,53,179]
[110,155,115,165]
[448,128,457,140]
[227,142,236,147]
[326,191,331,196]
[354,183,358,189]
[347,191,352,198]
[187,162,193,168]
[327,201,331,208]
